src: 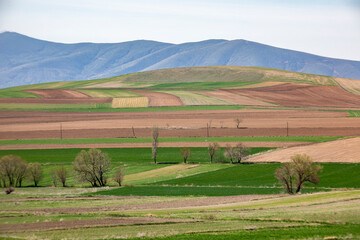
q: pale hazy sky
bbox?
[0,0,359,60]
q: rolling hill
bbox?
[1,32,360,88]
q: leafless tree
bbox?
[208,142,219,163]
[232,143,250,163]
[275,154,322,194]
[51,170,57,187]
[113,166,125,186]
[27,163,43,187]
[234,118,242,129]
[180,147,191,164]
[152,126,159,164]
[73,148,111,187]
[224,144,234,164]
[0,155,28,187]
[56,166,67,187]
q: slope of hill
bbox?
[1,32,360,88]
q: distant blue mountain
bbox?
[1,32,360,88]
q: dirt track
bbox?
[132,90,184,107]
[248,137,360,163]
[229,83,360,108]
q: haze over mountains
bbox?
[1,31,360,88]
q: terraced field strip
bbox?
[78,89,141,98]
[0,103,111,109]
[0,136,340,145]
[132,90,184,107]
[248,137,360,163]
[160,91,233,106]
[25,89,92,98]
[334,77,360,95]
[112,97,148,108]
[195,90,274,106]
[348,110,360,117]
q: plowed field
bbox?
[131,90,184,107]
[248,137,360,163]
[230,83,360,108]
[25,89,92,99]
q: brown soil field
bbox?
[131,90,184,107]
[0,109,358,140]
[0,98,112,104]
[0,217,197,232]
[248,137,360,163]
[229,83,360,108]
[0,141,309,150]
[194,90,274,106]
[25,89,92,99]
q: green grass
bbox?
[131,224,360,240]
[348,110,360,117]
[0,90,41,98]
[0,136,341,146]
[0,147,272,164]
[155,163,360,189]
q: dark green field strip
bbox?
[154,163,360,189]
[0,136,341,146]
[0,147,273,164]
[132,224,360,240]
[92,185,283,196]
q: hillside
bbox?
[1,32,360,88]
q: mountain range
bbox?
[1,31,360,88]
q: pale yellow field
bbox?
[111,97,148,108]
[334,78,360,95]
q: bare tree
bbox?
[0,155,28,187]
[56,167,67,187]
[51,170,57,187]
[208,142,219,164]
[113,166,125,186]
[152,126,159,164]
[234,118,242,129]
[224,144,234,164]
[180,147,191,164]
[232,143,250,163]
[275,154,322,194]
[73,148,111,187]
[27,163,43,187]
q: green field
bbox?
[348,110,360,117]
[0,136,342,146]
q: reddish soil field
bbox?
[0,109,357,140]
[248,137,360,163]
[0,98,112,104]
[132,90,184,107]
[25,89,92,99]
[227,83,360,108]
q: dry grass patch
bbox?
[112,97,148,108]
[161,91,232,106]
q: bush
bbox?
[4,186,15,194]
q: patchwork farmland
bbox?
[1,66,360,239]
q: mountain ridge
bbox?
[1,31,360,88]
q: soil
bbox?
[25,89,92,99]
[0,98,112,104]
[227,83,360,108]
[248,137,360,163]
[132,90,184,107]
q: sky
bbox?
[0,0,359,60]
